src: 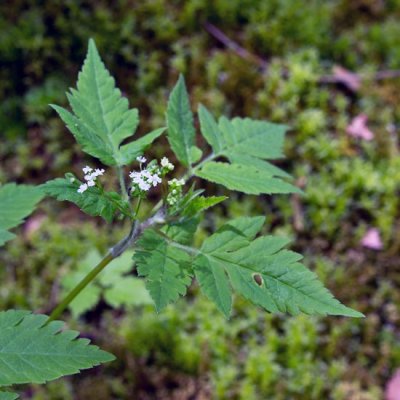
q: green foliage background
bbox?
[1,1,400,398]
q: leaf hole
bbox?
[253,273,263,286]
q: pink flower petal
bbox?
[386,369,400,400]
[346,114,374,141]
[333,66,361,92]
[361,228,383,250]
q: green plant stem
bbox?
[47,208,167,323]
[184,152,216,180]
[48,252,113,323]
[134,197,142,218]
[117,167,128,198]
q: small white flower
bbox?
[136,156,147,164]
[141,170,152,179]
[93,168,105,177]
[84,174,94,181]
[83,166,93,174]
[138,180,151,191]
[77,183,88,194]
[129,171,139,179]
[148,174,162,187]
[87,180,96,187]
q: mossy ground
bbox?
[1,1,400,398]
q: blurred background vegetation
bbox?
[1,0,400,399]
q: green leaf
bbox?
[166,75,201,167]
[196,162,301,195]
[196,110,296,193]
[194,218,363,318]
[52,39,163,166]
[198,103,224,154]
[163,217,200,245]
[0,392,18,400]
[41,178,130,222]
[218,116,286,159]
[182,195,227,218]
[0,230,15,247]
[119,127,166,165]
[193,254,232,318]
[134,229,193,312]
[193,216,264,317]
[0,310,114,386]
[50,105,115,166]
[0,184,43,246]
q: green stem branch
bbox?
[48,252,113,323]
[47,209,166,323]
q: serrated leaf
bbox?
[41,178,130,222]
[194,218,363,318]
[193,254,232,318]
[163,217,200,245]
[0,310,114,386]
[50,105,115,166]
[52,39,163,166]
[134,229,193,312]
[201,216,265,254]
[218,116,286,159]
[182,195,227,217]
[196,162,301,195]
[166,75,201,167]
[198,103,224,154]
[196,109,296,194]
[119,127,166,165]
[0,184,43,246]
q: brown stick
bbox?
[204,22,400,85]
[204,22,268,70]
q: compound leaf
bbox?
[194,217,363,318]
[166,75,201,167]
[196,110,297,194]
[134,229,193,312]
[0,184,43,246]
[0,310,114,386]
[52,39,162,166]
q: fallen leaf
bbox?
[347,114,374,141]
[332,66,361,92]
[386,369,400,400]
[361,228,383,250]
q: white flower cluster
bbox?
[167,178,185,205]
[129,156,163,192]
[161,157,174,171]
[77,166,105,194]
